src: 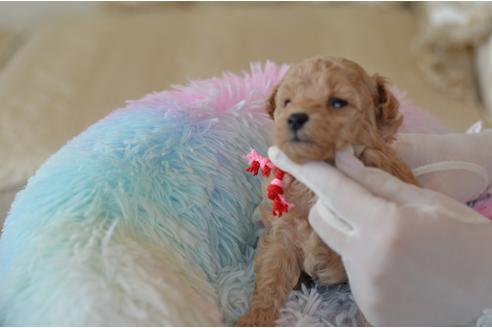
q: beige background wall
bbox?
[0,2,487,225]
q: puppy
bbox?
[237,57,418,326]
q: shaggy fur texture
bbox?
[0,62,288,326]
[278,284,359,326]
[0,61,489,326]
[238,57,418,326]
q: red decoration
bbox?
[244,149,295,217]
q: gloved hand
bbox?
[268,145,492,326]
[392,130,492,203]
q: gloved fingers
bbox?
[268,146,348,202]
[394,132,492,180]
[308,201,353,254]
[335,147,424,204]
[393,134,491,202]
[393,133,481,168]
[414,166,489,203]
[269,146,390,226]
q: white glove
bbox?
[268,146,492,326]
[392,130,492,203]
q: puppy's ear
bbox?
[265,85,279,119]
[373,74,402,141]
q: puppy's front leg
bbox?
[303,231,347,286]
[237,221,301,327]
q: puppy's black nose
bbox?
[288,113,309,131]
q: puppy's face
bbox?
[267,57,401,163]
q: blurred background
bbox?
[0,1,492,225]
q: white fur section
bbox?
[0,219,222,326]
[277,284,359,327]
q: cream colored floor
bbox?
[0,2,486,226]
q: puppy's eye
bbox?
[328,97,348,109]
[284,99,291,107]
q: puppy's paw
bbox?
[314,264,347,286]
[236,309,277,327]
[303,233,347,286]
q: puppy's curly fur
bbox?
[237,57,418,327]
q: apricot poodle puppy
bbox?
[237,57,417,326]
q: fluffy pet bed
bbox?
[0,62,490,326]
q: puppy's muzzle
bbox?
[288,113,309,131]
